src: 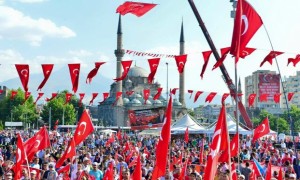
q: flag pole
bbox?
[224,105,233,180]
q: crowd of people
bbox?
[0,129,299,179]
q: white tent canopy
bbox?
[171,114,206,134]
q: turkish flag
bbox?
[148,58,160,84]
[230,0,263,57]
[151,97,172,180]
[221,93,230,104]
[68,64,80,93]
[46,93,58,102]
[174,54,187,74]
[204,105,229,180]
[37,64,54,91]
[10,90,18,100]
[170,88,178,95]
[194,91,203,103]
[248,93,256,107]
[65,93,72,105]
[143,89,150,104]
[73,110,95,145]
[260,51,283,67]
[15,64,30,92]
[239,47,256,59]
[188,90,193,99]
[126,90,134,96]
[132,155,142,180]
[78,93,85,107]
[113,91,123,106]
[219,132,239,163]
[57,164,71,175]
[99,92,109,104]
[205,92,217,103]
[89,93,98,105]
[103,162,114,180]
[212,47,231,70]
[231,163,238,180]
[265,162,272,180]
[278,168,283,180]
[13,133,27,179]
[200,50,212,79]
[184,127,189,143]
[252,117,270,142]
[153,88,163,100]
[114,60,132,82]
[34,92,44,104]
[288,92,295,102]
[273,93,281,103]
[23,91,31,104]
[86,62,105,84]
[287,54,300,67]
[21,166,42,179]
[55,138,76,168]
[259,93,268,102]
[116,1,157,17]
[179,159,188,180]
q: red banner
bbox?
[258,74,280,102]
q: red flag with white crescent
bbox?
[260,51,283,67]
[288,92,295,102]
[89,93,98,105]
[231,163,238,180]
[259,93,268,102]
[78,93,85,107]
[221,93,230,104]
[153,88,163,100]
[148,58,160,84]
[99,92,109,104]
[34,92,44,104]
[11,90,18,100]
[116,1,157,17]
[57,164,71,175]
[143,89,150,104]
[219,132,239,163]
[174,54,187,74]
[188,90,193,99]
[248,93,256,107]
[273,93,281,104]
[23,91,31,104]
[15,64,29,92]
[212,47,231,70]
[194,91,203,103]
[287,54,300,67]
[73,110,95,145]
[37,64,54,91]
[200,50,212,79]
[68,64,80,93]
[12,133,26,179]
[46,93,58,102]
[65,93,72,105]
[86,62,105,84]
[131,155,142,180]
[252,117,270,142]
[114,60,132,82]
[205,92,217,103]
[239,47,256,59]
[55,138,76,168]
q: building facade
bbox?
[282,71,300,108]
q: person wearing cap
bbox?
[89,162,103,180]
[45,163,58,180]
[83,157,92,172]
[30,170,37,180]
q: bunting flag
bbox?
[131,155,142,180]
[288,92,295,102]
[260,51,284,67]
[86,62,105,84]
[221,93,230,104]
[188,90,193,99]
[184,127,189,143]
[13,133,27,179]
[287,54,300,67]
[78,93,85,107]
[99,92,109,104]
[170,88,178,95]
[89,93,98,105]
[148,58,160,84]
[45,93,58,102]
[174,54,187,74]
[153,88,163,100]
[116,1,157,17]
[34,92,44,104]
[113,91,123,106]
[200,50,212,79]
[73,109,95,145]
[151,96,172,180]
[205,92,217,103]
[194,91,203,103]
[15,64,30,92]
[10,90,18,100]
[143,89,150,104]
[252,117,270,142]
[239,47,257,59]
[65,93,72,105]
[68,63,80,93]
[55,138,76,168]
[126,90,135,96]
[23,91,31,104]
[114,60,132,82]
[259,93,268,102]
[273,93,281,103]
[248,93,256,107]
[37,64,54,91]
[212,47,231,70]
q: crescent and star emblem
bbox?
[210,129,221,158]
[46,70,50,75]
[73,69,79,76]
[241,15,249,35]
[242,50,249,56]
[77,122,87,136]
[21,69,28,77]
[152,64,158,68]
[17,148,21,163]
[159,117,167,141]
[179,62,185,67]
[35,140,41,148]
[231,142,236,152]
[261,124,266,133]
[67,145,72,154]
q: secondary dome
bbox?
[128,66,148,78]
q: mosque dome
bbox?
[153,99,163,105]
[173,98,182,106]
[145,100,152,105]
[123,98,130,104]
[130,98,142,106]
[128,66,148,77]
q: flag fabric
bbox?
[260,51,284,67]
[65,93,72,105]
[86,62,105,84]
[231,163,238,180]
[10,90,18,100]
[273,93,281,103]
[73,110,95,145]
[288,92,295,102]
[103,162,114,180]
[200,50,212,79]
[13,133,27,179]
[148,58,160,84]
[153,88,163,100]
[0,90,3,94]
[230,133,239,157]
[113,92,123,106]
[34,92,44,104]
[15,64,30,92]
[78,93,85,107]
[57,164,71,175]
[143,89,150,104]
[170,88,178,95]
[37,64,54,91]
[287,54,300,67]
[239,47,256,59]
[46,93,58,102]
[199,139,204,165]
[179,159,188,180]
[259,93,268,102]
[221,93,230,104]
[252,117,270,142]
[23,91,31,104]
[278,167,283,180]
[265,162,272,180]
[126,90,135,96]
[117,130,122,141]
[116,1,157,17]
[151,96,172,180]
[253,159,264,178]
[99,92,109,104]
[68,63,80,93]
[89,93,98,105]
[174,54,187,74]
[184,127,189,143]
[188,90,193,99]
[212,47,231,70]
[205,92,217,103]
[194,91,203,103]
[131,155,142,180]
[230,0,263,57]
[248,93,256,107]
[114,60,132,82]
[55,138,76,168]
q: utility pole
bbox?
[49,107,51,130]
[62,107,65,125]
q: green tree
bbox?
[282,105,300,132]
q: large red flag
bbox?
[57,164,71,175]
[252,117,270,142]
[86,62,105,84]
[37,64,54,91]
[148,58,160,84]
[278,167,283,180]
[259,93,268,102]
[15,64,29,92]
[45,93,58,102]
[73,110,95,145]
[184,127,189,143]
[194,91,203,103]
[231,163,238,180]
[78,93,85,107]
[68,63,80,93]
[174,54,187,74]
[153,88,163,100]
[260,51,284,67]
[89,93,98,105]
[23,91,31,104]
[55,138,76,168]
[265,162,272,180]
[287,54,300,67]
[143,89,150,104]
[248,93,256,107]
[13,133,27,179]
[116,1,157,17]
[219,133,239,163]
[114,60,132,82]
[205,92,217,103]
[34,92,44,105]
[221,93,230,104]
[65,93,72,105]
[230,0,263,57]
[99,92,109,104]
[103,162,114,180]
[288,92,295,102]
[212,47,231,70]
[200,50,212,79]
[132,155,142,180]
[151,96,172,180]
[10,90,17,100]
[273,93,281,103]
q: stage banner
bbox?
[128,107,166,130]
[258,74,280,102]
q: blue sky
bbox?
[0,0,300,103]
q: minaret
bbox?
[114,15,124,106]
[179,20,186,107]
[238,77,242,94]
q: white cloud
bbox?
[0,6,76,46]
[13,0,47,3]
[68,50,93,57]
[0,0,4,5]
